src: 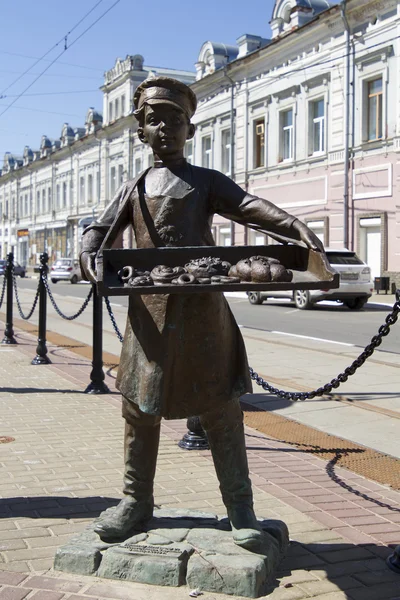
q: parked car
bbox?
[50,258,82,284]
[247,248,374,310]
[0,259,26,277]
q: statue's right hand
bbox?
[80,252,98,284]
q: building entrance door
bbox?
[359,217,381,280]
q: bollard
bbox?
[178,415,209,450]
[32,252,51,365]
[1,253,17,344]
[85,283,109,394]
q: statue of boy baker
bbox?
[80,77,323,552]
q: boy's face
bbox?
[139,104,194,158]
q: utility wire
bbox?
[2,90,99,98]
[0,68,101,80]
[0,50,103,72]
[0,0,105,97]
[0,0,121,120]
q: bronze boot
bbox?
[200,400,263,552]
[94,419,160,542]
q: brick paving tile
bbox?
[29,592,65,600]
[331,527,378,545]
[0,577,27,587]
[21,576,83,593]
[297,576,364,595]
[347,582,400,600]
[0,589,31,600]
[317,547,376,563]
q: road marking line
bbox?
[270,330,355,346]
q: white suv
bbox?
[247,249,374,310]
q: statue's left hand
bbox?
[293,220,324,252]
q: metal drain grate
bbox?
[242,403,400,490]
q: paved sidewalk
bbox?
[0,328,400,599]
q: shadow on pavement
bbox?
[273,541,398,599]
[0,387,85,394]
[0,496,120,519]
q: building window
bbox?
[219,227,231,246]
[367,77,383,141]
[62,182,67,208]
[69,181,73,207]
[134,156,142,176]
[36,191,40,214]
[109,101,113,122]
[121,95,125,116]
[88,174,93,204]
[47,188,51,212]
[115,98,120,119]
[110,166,116,197]
[253,119,265,168]
[281,109,294,161]
[184,140,194,164]
[80,176,85,204]
[310,99,325,154]
[118,164,124,186]
[25,194,29,216]
[221,129,231,176]
[56,185,60,209]
[42,189,46,213]
[201,135,212,168]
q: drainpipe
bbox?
[224,68,236,245]
[341,0,351,249]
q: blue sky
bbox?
[0,0,276,163]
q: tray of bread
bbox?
[96,245,339,296]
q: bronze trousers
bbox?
[122,397,253,509]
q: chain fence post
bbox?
[32,252,51,365]
[1,252,17,345]
[85,283,109,394]
[178,416,209,450]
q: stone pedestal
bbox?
[54,507,289,598]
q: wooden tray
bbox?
[96,245,339,296]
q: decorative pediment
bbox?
[85,107,103,134]
[270,0,339,38]
[196,42,239,80]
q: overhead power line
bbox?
[0,0,121,120]
[1,90,99,99]
[0,50,103,73]
[0,0,106,98]
[0,68,101,80]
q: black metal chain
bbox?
[250,289,400,401]
[0,275,6,309]
[104,296,124,342]
[12,270,40,320]
[42,271,93,320]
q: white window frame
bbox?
[110,166,116,197]
[108,101,113,123]
[201,135,212,168]
[219,226,231,246]
[280,108,294,162]
[80,176,85,204]
[184,140,194,164]
[87,174,93,204]
[309,98,326,155]
[359,65,387,145]
[118,164,124,187]
[253,117,266,169]
[221,129,231,176]
[134,156,142,176]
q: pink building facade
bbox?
[191,0,400,286]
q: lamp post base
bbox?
[85,382,110,395]
[387,546,400,574]
[178,416,209,451]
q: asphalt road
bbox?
[12,277,400,355]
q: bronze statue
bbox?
[80,77,323,552]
